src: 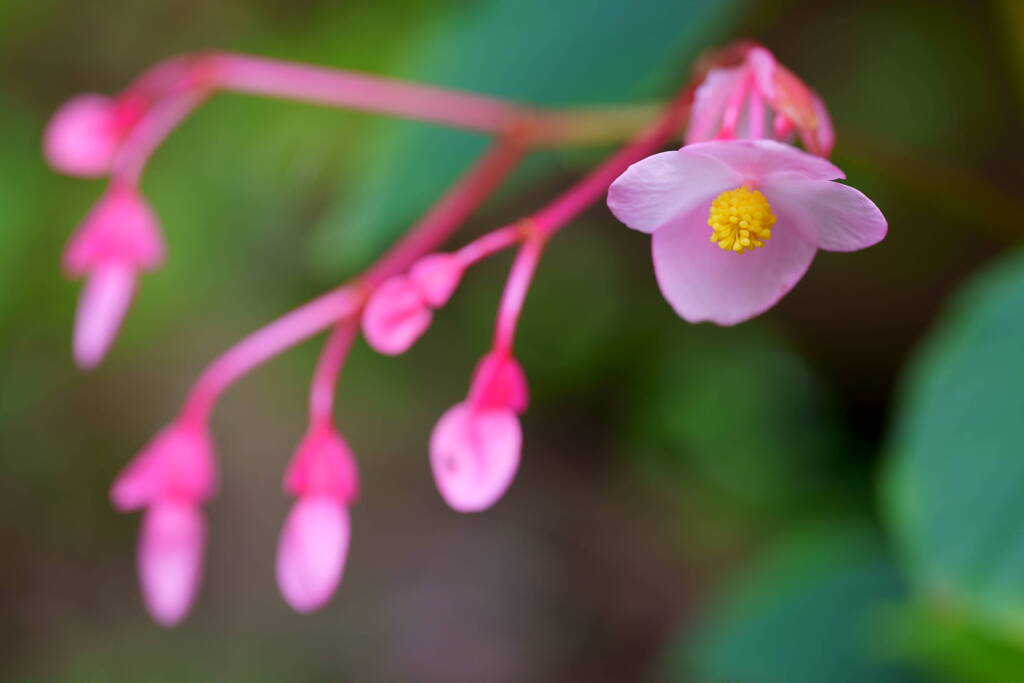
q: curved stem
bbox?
[309,320,358,425]
[180,135,526,423]
[493,232,545,354]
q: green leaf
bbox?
[308,0,746,276]
[884,248,1024,639]
[678,522,925,683]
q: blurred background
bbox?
[2,0,1023,680]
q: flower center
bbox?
[707,187,776,253]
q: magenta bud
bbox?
[468,352,529,413]
[408,253,464,308]
[361,276,432,355]
[276,496,350,613]
[44,94,121,177]
[138,499,205,627]
[283,425,360,503]
[111,421,216,512]
[430,402,521,513]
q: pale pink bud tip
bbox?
[111,422,216,512]
[138,500,205,627]
[408,253,464,308]
[430,403,521,513]
[362,276,432,355]
[276,496,350,613]
[72,262,136,369]
[469,352,529,413]
[44,94,120,177]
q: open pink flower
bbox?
[430,352,527,513]
[111,419,215,627]
[687,46,833,157]
[607,139,886,325]
[276,424,359,613]
[64,184,165,368]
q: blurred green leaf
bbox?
[677,522,924,683]
[885,248,1024,639]
[309,0,746,276]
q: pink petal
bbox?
[685,139,844,183]
[685,66,744,145]
[607,149,741,234]
[408,253,464,308]
[112,421,216,511]
[760,172,887,252]
[138,500,205,627]
[651,201,817,325]
[747,47,778,102]
[468,352,529,413]
[276,496,350,614]
[361,276,432,355]
[800,92,835,158]
[72,261,136,369]
[284,426,360,502]
[430,403,521,513]
[44,94,119,177]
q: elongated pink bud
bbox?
[408,253,464,308]
[430,402,521,513]
[276,495,350,613]
[138,499,205,627]
[73,261,136,369]
[362,276,432,355]
[44,94,120,177]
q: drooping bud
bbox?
[64,185,165,368]
[276,495,351,614]
[408,253,464,308]
[111,420,216,512]
[468,351,529,413]
[44,93,146,177]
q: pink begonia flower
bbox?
[686,46,834,157]
[363,253,465,355]
[44,93,145,177]
[276,425,359,613]
[64,184,165,369]
[111,420,215,627]
[431,352,527,513]
[607,139,886,326]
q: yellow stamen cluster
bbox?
[708,187,776,253]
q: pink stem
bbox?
[180,135,525,423]
[493,234,545,354]
[309,321,358,425]
[212,52,533,135]
[747,88,765,140]
[113,89,209,185]
[454,225,522,266]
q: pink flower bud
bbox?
[361,276,432,355]
[430,402,521,513]
[44,94,121,177]
[111,421,216,512]
[468,352,528,413]
[63,186,165,368]
[408,253,464,308]
[138,499,205,627]
[276,495,350,613]
[283,425,359,502]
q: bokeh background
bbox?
[3,0,1023,680]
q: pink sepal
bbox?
[63,185,165,277]
[111,421,216,512]
[468,352,528,413]
[283,424,360,503]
